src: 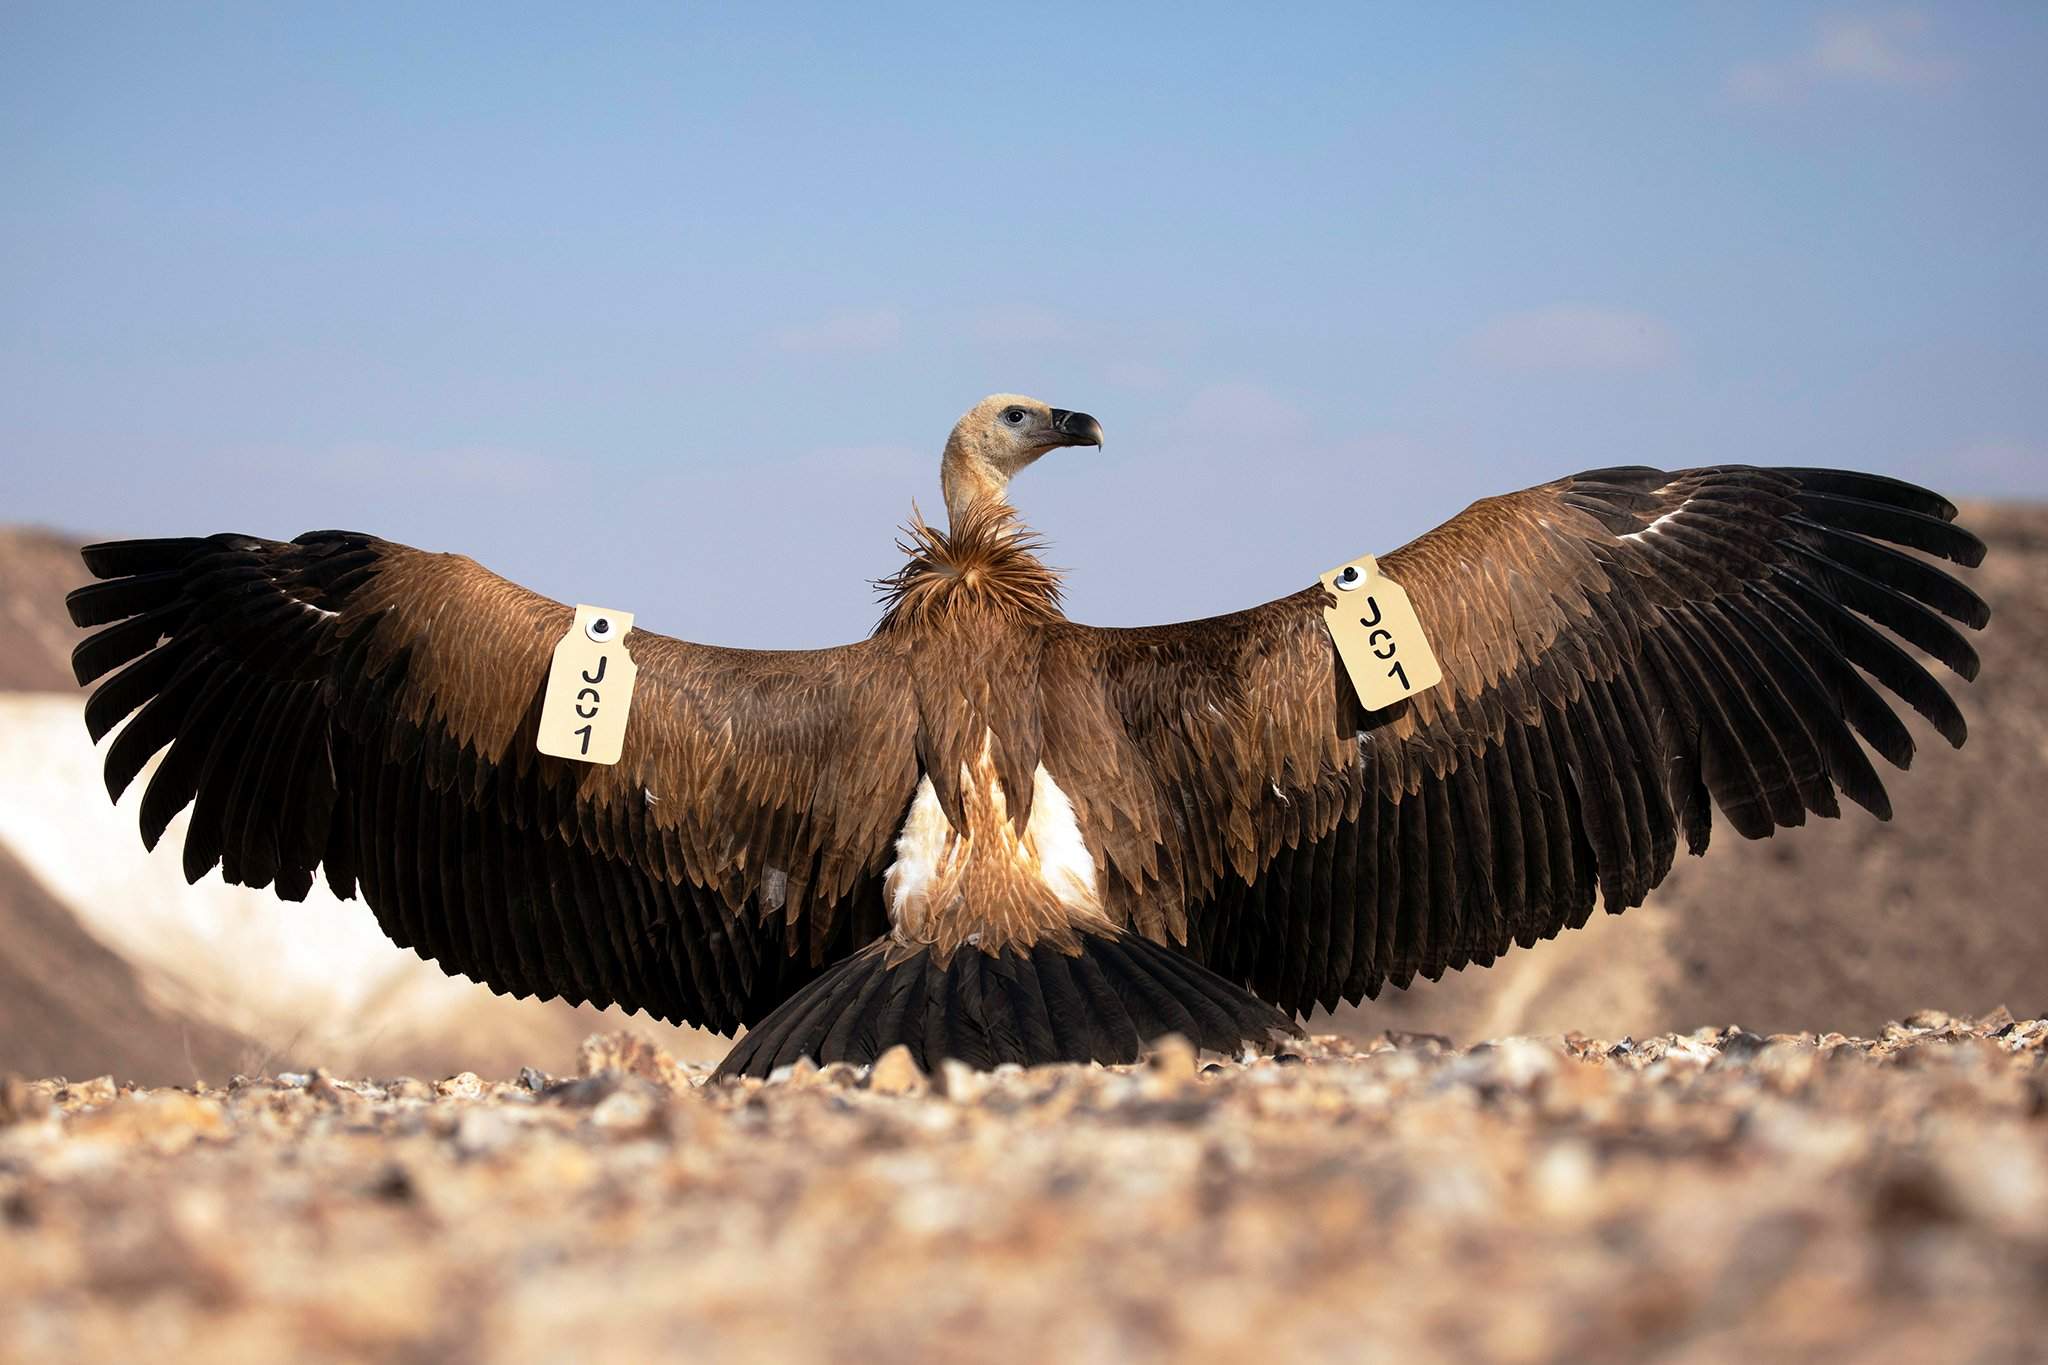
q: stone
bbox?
[3,1014,2044,1363]
[577,1032,692,1096]
[587,1085,660,1135]
[452,1109,518,1158]
[867,1045,929,1097]
[0,1076,52,1126]
[60,1075,116,1107]
[66,1092,228,1154]
[1143,1033,1198,1077]
[1715,1029,1770,1063]
[434,1072,484,1101]
[934,1059,988,1102]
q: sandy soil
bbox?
[4,1019,2044,1365]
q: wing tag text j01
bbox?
[537,605,640,765]
[1319,557,1443,711]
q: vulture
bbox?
[65,395,1991,1078]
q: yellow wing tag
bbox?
[1320,556,1443,711]
[537,605,640,765]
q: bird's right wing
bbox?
[67,531,921,1034]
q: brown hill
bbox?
[0,839,263,1084]
[0,526,90,691]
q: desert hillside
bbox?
[0,526,94,692]
[0,838,260,1083]
[1,505,2042,1084]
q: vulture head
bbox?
[941,393,1103,524]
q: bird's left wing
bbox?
[1049,467,1988,1018]
[67,531,921,1033]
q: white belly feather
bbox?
[883,734,1101,943]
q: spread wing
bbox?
[1055,467,1988,1018]
[67,532,920,1034]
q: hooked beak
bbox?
[1047,408,1105,449]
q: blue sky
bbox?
[4,3,2043,647]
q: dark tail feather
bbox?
[714,931,1300,1080]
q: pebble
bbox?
[0,1014,2041,1364]
[453,1109,519,1158]
[434,1072,484,1101]
[1144,1034,1199,1078]
[60,1075,116,1106]
[867,1044,929,1096]
[587,1086,659,1134]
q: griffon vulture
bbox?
[66,395,1990,1076]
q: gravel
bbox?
[3,1015,2045,1363]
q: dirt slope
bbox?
[0,526,91,691]
[0,841,263,1084]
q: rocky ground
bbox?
[4,1017,2046,1365]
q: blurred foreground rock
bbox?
[3,1015,2045,1364]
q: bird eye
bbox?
[586,616,614,642]
[1003,409,1025,425]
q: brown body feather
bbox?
[68,447,1988,1074]
[875,501,1065,635]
